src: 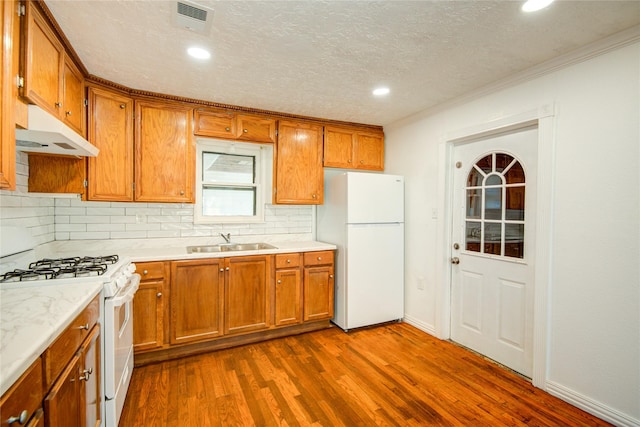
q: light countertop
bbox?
[0,281,103,396]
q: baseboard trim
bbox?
[546,381,639,427]
[402,315,436,336]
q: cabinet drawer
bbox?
[43,295,100,386]
[137,262,165,280]
[275,253,301,269]
[303,251,334,266]
[194,109,236,138]
[0,358,43,427]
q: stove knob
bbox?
[128,263,136,274]
[116,276,126,288]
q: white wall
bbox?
[385,41,639,424]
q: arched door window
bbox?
[465,152,525,259]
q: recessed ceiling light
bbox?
[522,0,554,12]
[373,87,390,96]
[187,47,211,59]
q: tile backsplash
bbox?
[0,152,313,244]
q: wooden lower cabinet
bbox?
[45,353,82,427]
[81,326,101,427]
[274,253,302,327]
[133,262,168,352]
[170,258,225,345]
[303,251,335,321]
[224,255,272,335]
[0,358,44,427]
[133,251,334,364]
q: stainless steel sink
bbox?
[187,242,276,253]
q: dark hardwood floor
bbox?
[119,323,610,426]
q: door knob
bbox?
[451,257,460,265]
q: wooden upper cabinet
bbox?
[194,109,276,143]
[194,108,236,139]
[0,0,17,190]
[61,57,85,135]
[134,99,194,203]
[23,2,63,116]
[235,114,276,143]
[274,120,324,204]
[28,153,86,197]
[324,126,384,171]
[23,2,85,135]
[87,85,134,201]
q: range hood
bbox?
[15,105,99,157]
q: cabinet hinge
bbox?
[275,129,278,136]
[83,180,88,188]
[132,182,135,191]
[84,99,88,107]
[16,76,24,89]
[17,3,25,17]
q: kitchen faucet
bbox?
[220,233,231,243]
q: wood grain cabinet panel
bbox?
[44,353,82,427]
[62,57,85,135]
[193,108,236,139]
[0,0,17,190]
[274,265,302,327]
[170,259,225,345]
[134,262,167,352]
[324,126,384,171]
[87,85,134,201]
[274,120,324,204]
[80,326,101,427]
[134,100,194,203]
[224,255,272,335]
[235,114,276,143]
[0,358,43,427]
[303,252,335,322]
[27,154,86,197]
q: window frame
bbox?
[194,139,270,224]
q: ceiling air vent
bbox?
[174,1,214,34]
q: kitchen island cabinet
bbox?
[274,120,324,204]
[134,99,195,203]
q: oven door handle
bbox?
[110,274,140,308]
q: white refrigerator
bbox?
[317,172,404,331]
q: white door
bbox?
[450,126,537,377]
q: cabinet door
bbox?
[62,57,85,135]
[323,127,355,169]
[193,108,236,139]
[133,279,164,352]
[23,2,63,116]
[235,114,276,143]
[80,326,101,427]
[355,131,384,170]
[225,255,272,335]
[274,269,302,326]
[0,0,16,190]
[303,265,335,322]
[28,154,86,197]
[87,86,134,201]
[135,100,194,203]
[170,259,224,345]
[274,120,323,204]
[44,353,82,427]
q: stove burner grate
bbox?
[1,254,119,283]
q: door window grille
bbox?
[465,152,525,258]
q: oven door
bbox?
[104,274,139,412]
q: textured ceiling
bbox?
[44,0,640,126]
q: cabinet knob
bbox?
[54,102,61,108]
[286,259,291,263]
[312,194,317,199]
[225,267,230,271]
[6,410,28,424]
[243,129,248,133]
[180,190,185,195]
[156,292,162,297]
[317,257,322,261]
[277,280,281,284]
[65,111,72,116]
[78,323,90,331]
[348,159,352,163]
[120,104,126,109]
[329,274,334,279]
[143,270,148,275]
[360,160,364,164]
[225,127,230,131]
[79,368,92,381]
[219,268,224,272]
